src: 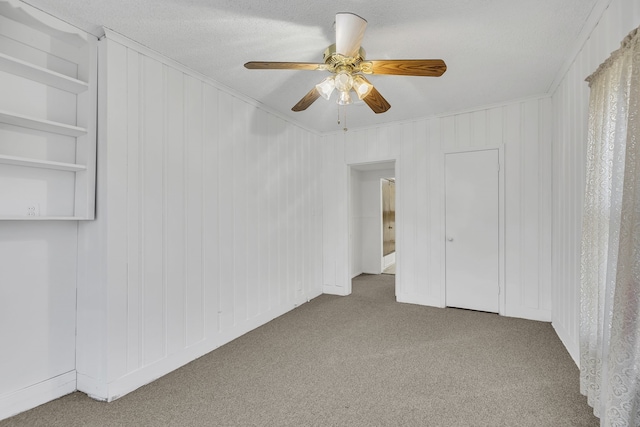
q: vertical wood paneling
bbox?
[141,56,165,365]
[126,48,141,372]
[455,113,471,148]
[503,103,522,317]
[487,107,503,145]
[441,116,455,150]
[246,110,261,318]
[267,115,279,308]
[550,0,640,363]
[256,110,270,313]
[428,117,443,302]
[185,75,204,345]
[522,99,540,310]
[312,137,323,296]
[217,91,234,332]
[202,83,219,337]
[539,98,553,313]
[277,128,288,298]
[324,95,553,319]
[472,110,487,148]
[105,40,129,381]
[295,129,304,304]
[164,65,185,354]
[400,122,416,298]
[414,120,429,298]
[81,35,324,401]
[232,98,247,325]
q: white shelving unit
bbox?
[0,0,97,220]
[0,52,89,94]
[0,110,88,137]
[0,154,87,172]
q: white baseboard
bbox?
[79,300,314,402]
[0,371,76,421]
[396,292,443,308]
[504,307,552,322]
[323,284,349,296]
[383,252,395,269]
[552,321,579,368]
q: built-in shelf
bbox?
[0,110,87,137]
[0,0,97,220]
[0,52,89,94]
[0,154,86,171]
[0,216,87,220]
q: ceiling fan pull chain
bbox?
[343,107,348,132]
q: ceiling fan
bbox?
[244,12,447,114]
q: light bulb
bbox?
[315,76,335,100]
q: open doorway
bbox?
[349,161,397,285]
[381,178,396,275]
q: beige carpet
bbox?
[2,274,597,426]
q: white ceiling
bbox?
[22,0,599,133]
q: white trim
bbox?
[552,321,579,367]
[440,146,505,315]
[548,0,614,94]
[0,371,76,421]
[78,299,315,402]
[0,0,89,45]
[346,159,398,298]
[322,94,552,136]
[396,292,442,308]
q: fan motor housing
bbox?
[323,43,366,72]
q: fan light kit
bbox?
[245,12,447,115]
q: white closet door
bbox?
[445,149,499,313]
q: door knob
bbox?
[447,237,454,242]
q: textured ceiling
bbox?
[22,0,598,133]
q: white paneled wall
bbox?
[350,168,363,277]
[550,0,640,364]
[322,96,553,320]
[0,222,77,419]
[76,32,323,401]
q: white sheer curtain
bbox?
[580,26,640,426]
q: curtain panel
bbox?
[580,26,640,426]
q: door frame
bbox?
[441,146,505,315]
[346,160,398,297]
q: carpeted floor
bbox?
[2,274,598,426]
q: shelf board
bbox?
[0,154,86,172]
[0,110,87,137]
[0,216,87,220]
[0,52,89,94]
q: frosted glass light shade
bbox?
[334,71,354,92]
[337,90,352,105]
[315,76,335,100]
[353,75,373,100]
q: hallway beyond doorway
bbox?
[382,263,396,275]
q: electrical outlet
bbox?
[26,203,40,216]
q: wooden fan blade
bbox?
[362,86,391,114]
[362,59,447,76]
[335,12,367,57]
[244,62,326,71]
[292,87,321,112]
